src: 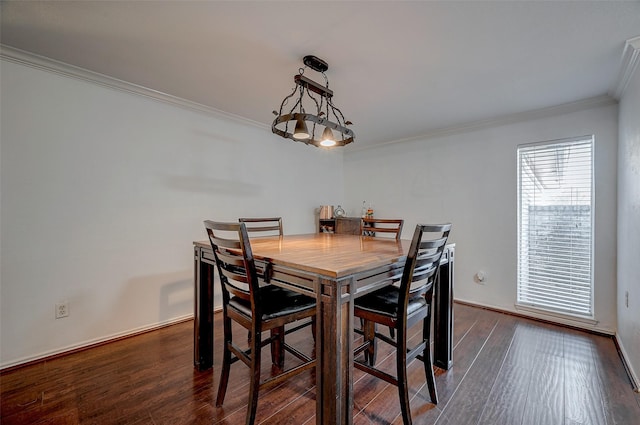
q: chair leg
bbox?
[311,316,317,342]
[270,326,285,368]
[246,327,262,425]
[423,316,438,404]
[216,315,233,407]
[363,320,377,366]
[396,325,412,425]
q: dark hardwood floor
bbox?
[2,303,639,424]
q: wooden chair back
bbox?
[400,223,451,303]
[361,218,404,240]
[239,217,283,237]
[204,220,260,310]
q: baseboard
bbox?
[0,314,194,372]
[614,334,640,393]
[454,298,615,337]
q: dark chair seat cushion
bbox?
[230,285,315,320]
[355,285,427,321]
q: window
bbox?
[517,136,594,318]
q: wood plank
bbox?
[518,324,564,425]
[475,322,541,425]
[352,320,426,424]
[391,307,505,425]
[2,304,640,425]
[590,331,640,424]
[433,313,518,425]
[562,330,607,425]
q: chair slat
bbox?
[418,236,448,250]
[239,217,283,237]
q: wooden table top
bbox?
[195,233,412,279]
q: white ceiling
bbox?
[2,1,639,148]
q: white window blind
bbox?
[517,136,594,318]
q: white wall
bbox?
[344,104,619,333]
[0,52,626,370]
[617,56,640,385]
[0,59,344,368]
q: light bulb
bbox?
[320,127,336,147]
[293,119,310,140]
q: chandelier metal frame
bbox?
[272,55,354,148]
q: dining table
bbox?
[193,232,455,425]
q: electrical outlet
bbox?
[55,301,69,319]
[475,271,486,285]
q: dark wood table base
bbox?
[193,236,455,425]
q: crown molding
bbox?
[348,94,617,152]
[0,44,268,130]
[609,36,640,100]
[1,43,623,152]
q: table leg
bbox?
[194,247,215,370]
[433,246,454,370]
[316,277,354,425]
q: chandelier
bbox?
[272,55,354,147]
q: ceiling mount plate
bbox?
[303,55,328,73]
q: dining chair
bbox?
[238,216,312,343]
[359,217,405,338]
[353,223,451,425]
[204,220,316,425]
[239,217,283,237]
[361,218,404,240]
[238,216,316,343]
